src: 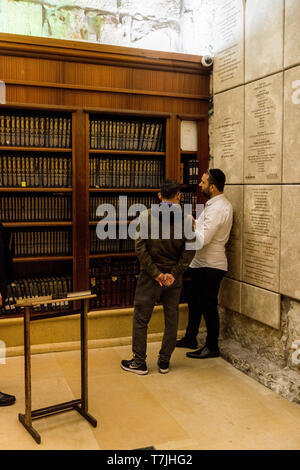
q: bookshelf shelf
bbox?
[89,252,136,259]
[89,149,165,156]
[89,221,137,225]
[89,188,159,193]
[13,256,74,263]
[0,187,72,192]
[0,147,72,152]
[3,222,72,228]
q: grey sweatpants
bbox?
[132,270,183,363]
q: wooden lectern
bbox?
[16,292,98,444]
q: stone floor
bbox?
[1,342,300,450]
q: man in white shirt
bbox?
[176,169,233,359]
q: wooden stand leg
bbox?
[74,299,97,427]
[19,306,41,444]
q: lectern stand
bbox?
[16,293,98,444]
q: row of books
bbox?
[0,114,72,148]
[89,157,164,188]
[180,192,198,213]
[89,118,165,152]
[12,229,72,256]
[90,274,137,309]
[0,155,72,188]
[0,194,72,222]
[89,194,158,220]
[89,257,139,308]
[179,159,199,185]
[90,231,135,254]
[0,275,73,315]
[90,257,139,277]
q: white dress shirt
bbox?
[190,194,233,271]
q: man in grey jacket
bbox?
[121,179,195,375]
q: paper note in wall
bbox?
[0,81,6,104]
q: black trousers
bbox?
[132,270,183,363]
[185,267,225,351]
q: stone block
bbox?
[280,185,300,300]
[243,185,281,292]
[224,185,243,280]
[244,73,283,184]
[283,66,300,183]
[245,0,283,82]
[241,283,281,329]
[219,277,242,313]
[7,1,43,37]
[213,0,244,93]
[213,86,244,184]
[284,0,300,68]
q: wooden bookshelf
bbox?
[89,188,160,193]
[0,147,71,152]
[0,34,210,315]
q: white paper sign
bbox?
[0,81,6,104]
[180,120,198,151]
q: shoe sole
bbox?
[186,354,220,359]
[121,364,148,375]
[159,368,169,374]
[0,400,16,406]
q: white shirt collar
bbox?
[206,193,225,206]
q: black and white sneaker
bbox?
[158,360,169,374]
[121,359,148,375]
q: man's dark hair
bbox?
[160,179,181,200]
[206,168,226,192]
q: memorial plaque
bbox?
[245,0,283,82]
[241,283,281,329]
[243,185,281,292]
[224,185,243,280]
[214,86,244,184]
[213,0,244,93]
[219,277,242,313]
[280,185,300,300]
[284,0,300,68]
[283,66,300,183]
[244,74,283,184]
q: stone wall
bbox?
[0,0,215,55]
[211,0,300,403]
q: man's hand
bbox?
[155,273,166,286]
[155,273,175,287]
[162,273,175,287]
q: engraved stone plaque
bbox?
[244,73,283,184]
[219,277,242,313]
[245,0,283,82]
[241,283,281,329]
[243,185,281,292]
[280,185,300,300]
[283,66,300,183]
[284,0,300,68]
[214,86,244,184]
[213,0,244,93]
[224,185,243,280]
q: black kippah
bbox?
[209,168,226,185]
